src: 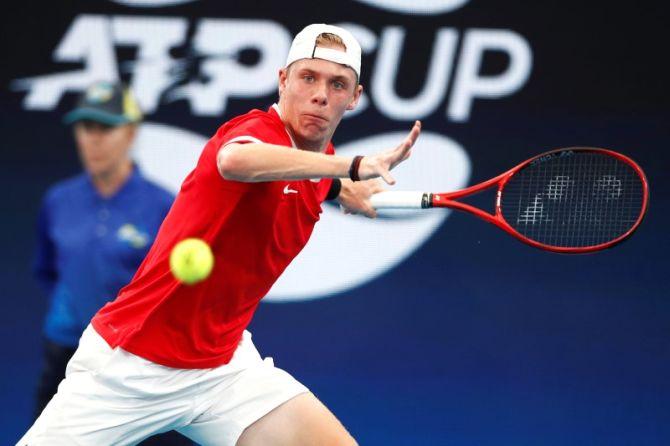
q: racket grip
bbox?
[370,191,429,209]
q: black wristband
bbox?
[326,178,342,201]
[349,155,364,182]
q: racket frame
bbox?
[380,148,649,253]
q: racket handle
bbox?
[370,191,431,209]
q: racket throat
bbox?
[423,193,433,209]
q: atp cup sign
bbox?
[12,0,533,301]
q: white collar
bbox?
[271,103,297,149]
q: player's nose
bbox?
[310,83,328,106]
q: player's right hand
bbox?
[337,178,385,218]
[357,120,421,185]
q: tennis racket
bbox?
[370,147,649,253]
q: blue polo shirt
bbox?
[33,167,174,346]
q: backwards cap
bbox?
[285,24,361,79]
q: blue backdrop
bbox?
[1,1,668,444]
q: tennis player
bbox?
[19,23,421,445]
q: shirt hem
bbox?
[92,319,237,369]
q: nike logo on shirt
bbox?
[283,185,298,194]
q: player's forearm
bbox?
[217,143,352,182]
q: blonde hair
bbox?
[315,32,346,50]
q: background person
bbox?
[32,81,190,445]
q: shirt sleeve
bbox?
[33,195,57,295]
[219,113,287,149]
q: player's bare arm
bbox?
[217,142,350,182]
[216,120,421,184]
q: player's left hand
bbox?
[337,178,384,218]
[357,120,421,185]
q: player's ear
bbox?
[278,68,288,97]
[346,84,363,111]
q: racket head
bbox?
[496,147,649,253]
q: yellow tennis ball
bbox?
[169,238,214,285]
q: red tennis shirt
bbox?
[92,105,334,368]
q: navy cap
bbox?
[64,81,143,126]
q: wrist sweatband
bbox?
[349,155,364,182]
[326,178,342,200]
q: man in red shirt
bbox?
[20,24,421,445]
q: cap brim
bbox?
[63,108,133,126]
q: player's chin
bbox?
[299,124,330,141]
[300,117,328,131]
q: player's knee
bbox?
[317,432,358,446]
[317,406,358,444]
[340,434,359,446]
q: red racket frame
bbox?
[428,147,649,253]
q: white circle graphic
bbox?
[132,123,471,302]
[352,0,470,15]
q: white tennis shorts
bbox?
[18,325,308,446]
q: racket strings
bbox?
[500,151,644,248]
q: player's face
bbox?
[278,57,362,151]
[74,121,135,178]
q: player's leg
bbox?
[177,331,357,446]
[236,392,357,446]
[18,326,193,445]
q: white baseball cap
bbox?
[285,24,362,79]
